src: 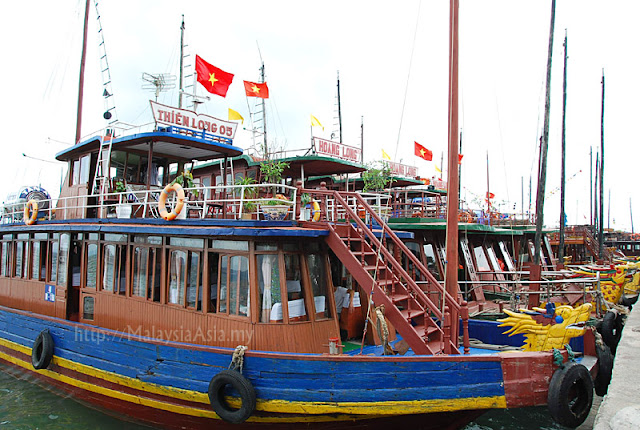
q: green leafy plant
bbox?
[300,193,311,206]
[362,162,393,192]
[236,176,257,212]
[260,160,290,184]
[171,170,198,198]
[114,180,126,193]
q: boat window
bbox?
[170,237,204,249]
[423,244,441,281]
[30,237,47,281]
[57,234,70,287]
[15,241,24,279]
[257,253,282,323]
[219,255,228,312]
[132,247,149,297]
[80,155,91,184]
[50,233,59,283]
[473,246,491,272]
[85,243,98,289]
[168,250,187,305]
[486,246,504,272]
[212,240,248,252]
[1,241,11,277]
[104,233,127,243]
[284,253,308,322]
[256,243,277,252]
[102,243,126,294]
[73,159,81,185]
[307,253,331,319]
[186,251,203,310]
[83,296,95,320]
[221,255,249,317]
[133,236,163,245]
[207,252,219,313]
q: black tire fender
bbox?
[547,362,594,428]
[31,329,54,370]
[208,369,256,424]
[601,311,623,353]
[594,342,614,396]
[620,294,638,308]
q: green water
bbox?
[0,362,152,429]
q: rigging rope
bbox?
[393,1,422,161]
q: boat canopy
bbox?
[55,129,243,162]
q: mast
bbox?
[337,71,343,143]
[533,0,556,266]
[458,131,462,209]
[261,61,267,157]
[590,146,593,226]
[75,0,91,144]
[360,116,364,163]
[631,198,634,234]
[444,0,460,315]
[486,151,490,224]
[599,70,605,258]
[178,15,185,109]
[559,30,567,264]
[595,154,599,243]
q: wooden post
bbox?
[295,181,303,221]
[461,301,470,354]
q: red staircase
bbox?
[303,190,462,355]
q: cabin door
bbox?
[66,236,82,321]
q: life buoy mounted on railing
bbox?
[158,183,185,221]
[24,200,38,225]
[310,200,321,222]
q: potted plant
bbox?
[261,195,290,221]
[236,176,257,219]
[300,193,311,221]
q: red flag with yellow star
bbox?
[414,141,433,161]
[195,55,234,97]
[243,80,269,99]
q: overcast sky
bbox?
[1,0,638,230]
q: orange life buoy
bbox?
[159,183,185,221]
[458,211,472,223]
[24,200,38,225]
[310,200,321,222]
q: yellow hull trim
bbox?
[0,337,506,420]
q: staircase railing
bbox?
[302,188,462,354]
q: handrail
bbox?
[307,188,459,320]
[1,183,297,223]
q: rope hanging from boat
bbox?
[229,345,248,374]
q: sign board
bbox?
[386,161,418,178]
[150,101,238,139]
[313,137,361,163]
[45,284,55,302]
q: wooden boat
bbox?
[0,2,602,429]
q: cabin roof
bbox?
[0,218,330,238]
[386,219,526,235]
[278,155,367,176]
[55,130,243,162]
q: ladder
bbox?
[94,1,117,125]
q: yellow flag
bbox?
[382,149,391,160]
[228,108,244,123]
[435,165,442,173]
[310,114,324,130]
